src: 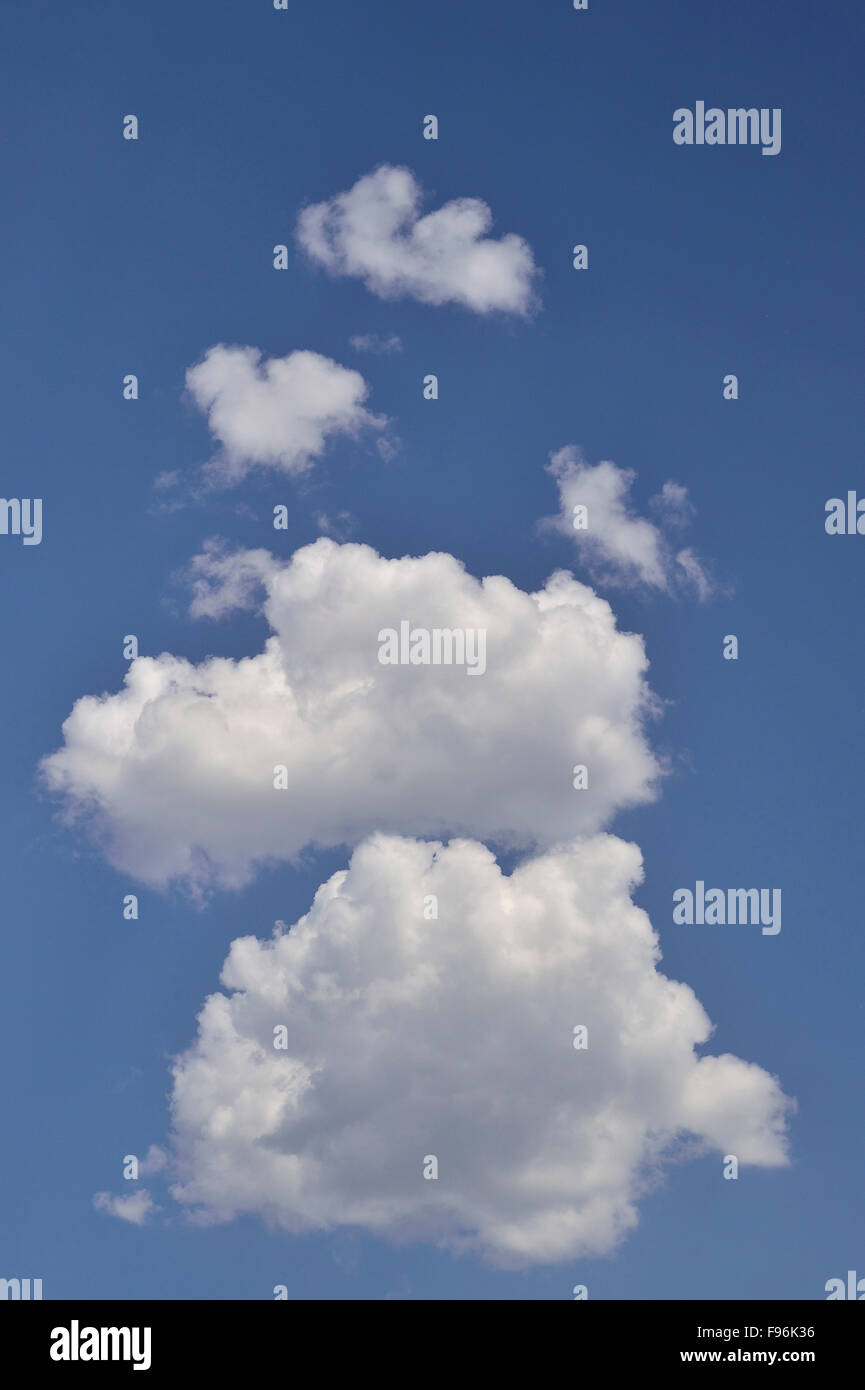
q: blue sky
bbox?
[2,0,864,1298]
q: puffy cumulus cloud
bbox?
[41,539,661,894]
[542,448,716,599]
[93,1190,158,1225]
[166,833,792,1265]
[185,345,385,487]
[297,165,539,315]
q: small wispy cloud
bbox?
[349,333,403,355]
[541,447,718,600]
[93,1190,159,1226]
[153,471,180,491]
[138,1145,168,1176]
[315,510,355,540]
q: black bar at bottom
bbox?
[1,1299,859,1375]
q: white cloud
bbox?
[185,345,385,486]
[297,165,539,315]
[139,1144,168,1176]
[675,547,714,601]
[93,1190,158,1226]
[314,510,354,540]
[651,480,694,528]
[349,333,403,354]
[42,538,661,894]
[375,434,400,462]
[542,448,716,598]
[166,832,792,1265]
[153,471,180,491]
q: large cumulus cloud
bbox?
[41,539,662,893]
[167,833,792,1265]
